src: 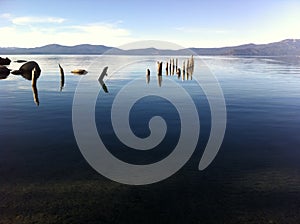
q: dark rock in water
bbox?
[11,61,41,80]
[0,65,10,79]
[0,57,11,65]
[14,60,27,63]
[71,69,88,75]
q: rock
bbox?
[0,57,11,65]
[0,65,10,79]
[71,69,87,75]
[11,61,41,80]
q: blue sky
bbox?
[0,0,300,48]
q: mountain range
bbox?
[1,39,300,56]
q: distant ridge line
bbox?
[1,39,300,56]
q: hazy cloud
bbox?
[0,22,134,47]
[0,13,12,19]
[11,16,66,25]
[174,27,230,34]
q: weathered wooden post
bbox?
[166,62,169,76]
[175,58,178,71]
[172,58,175,75]
[146,69,150,84]
[187,59,190,76]
[190,55,194,75]
[59,64,65,91]
[157,61,162,76]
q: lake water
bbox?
[1,55,300,223]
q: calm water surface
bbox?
[0,55,300,223]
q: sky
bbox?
[0,0,300,49]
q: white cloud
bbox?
[0,23,135,48]
[0,13,136,47]
[72,23,130,37]
[11,16,66,25]
[0,13,12,19]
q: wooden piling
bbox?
[59,64,65,91]
[157,61,163,76]
[172,58,175,75]
[166,62,169,76]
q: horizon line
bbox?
[0,38,299,50]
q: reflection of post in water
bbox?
[146,68,150,84]
[182,61,186,80]
[58,64,65,91]
[158,75,162,87]
[31,67,40,106]
[176,68,181,79]
[32,83,39,106]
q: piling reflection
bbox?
[158,75,162,87]
[22,68,40,106]
[32,82,39,106]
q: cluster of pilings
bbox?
[158,55,195,80]
[146,55,195,86]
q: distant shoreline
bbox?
[0,39,300,56]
